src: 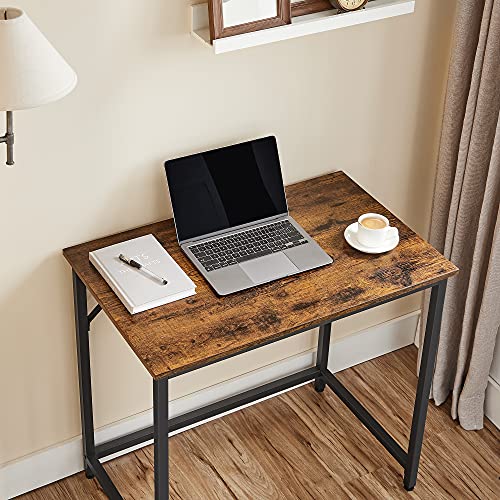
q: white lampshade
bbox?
[0,7,77,111]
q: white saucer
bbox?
[344,222,399,254]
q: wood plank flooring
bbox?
[19,347,499,499]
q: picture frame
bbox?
[208,0,291,42]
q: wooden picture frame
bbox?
[208,0,291,42]
[291,0,333,17]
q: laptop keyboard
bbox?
[189,220,309,272]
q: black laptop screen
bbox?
[165,137,288,242]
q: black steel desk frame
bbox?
[72,270,447,499]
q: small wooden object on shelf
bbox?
[291,0,334,17]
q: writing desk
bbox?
[63,171,458,499]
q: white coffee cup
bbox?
[357,213,398,248]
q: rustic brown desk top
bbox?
[63,172,458,380]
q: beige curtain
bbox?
[420,0,500,430]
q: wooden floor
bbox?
[20,347,500,499]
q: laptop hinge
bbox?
[180,213,289,247]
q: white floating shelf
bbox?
[191,0,415,54]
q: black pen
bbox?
[119,254,168,285]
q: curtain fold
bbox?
[420,0,500,430]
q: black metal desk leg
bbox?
[72,271,125,499]
[314,323,332,392]
[73,271,96,479]
[154,378,169,499]
[404,280,447,491]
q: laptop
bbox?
[164,136,333,295]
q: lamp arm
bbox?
[0,111,14,166]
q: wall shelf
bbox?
[191,0,415,54]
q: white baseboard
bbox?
[1,311,419,499]
[485,376,500,430]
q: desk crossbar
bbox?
[95,366,320,460]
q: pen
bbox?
[119,254,168,285]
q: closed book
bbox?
[89,234,195,314]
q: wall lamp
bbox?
[0,7,77,166]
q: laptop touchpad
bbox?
[239,253,299,285]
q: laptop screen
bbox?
[165,136,288,242]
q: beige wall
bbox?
[0,0,456,465]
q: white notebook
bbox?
[89,234,196,314]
